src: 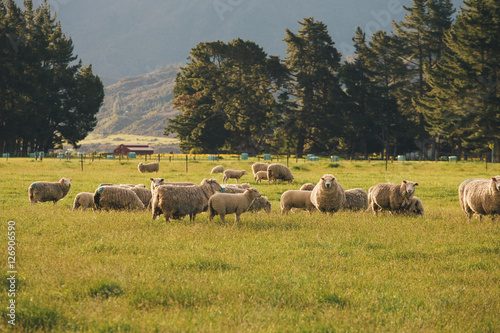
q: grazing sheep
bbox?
[343,188,369,211]
[248,196,272,213]
[367,180,418,215]
[72,192,95,211]
[300,183,316,191]
[222,170,248,184]
[267,164,294,184]
[406,196,425,215]
[94,186,145,210]
[209,188,261,224]
[310,174,345,213]
[210,165,224,174]
[251,162,269,176]
[280,190,314,215]
[129,186,153,208]
[254,171,268,183]
[28,178,72,205]
[152,179,222,222]
[459,176,500,221]
[138,162,159,173]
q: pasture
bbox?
[0,157,499,331]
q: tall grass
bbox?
[0,158,499,331]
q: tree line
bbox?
[0,0,104,154]
[167,0,499,161]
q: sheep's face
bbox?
[321,175,336,189]
[242,170,248,175]
[246,188,261,199]
[207,179,222,192]
[402,180,418,196]
[264,201,271,213]
[492,176,500,192]
[150,178,164,188]
[60,178,72,187]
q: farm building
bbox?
[113,144,154,156]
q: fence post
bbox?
[186,155,188,173]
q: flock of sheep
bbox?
[27,161,500,223]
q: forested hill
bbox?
[92,66,179,137]
[22,0,463,79]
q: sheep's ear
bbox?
[246,188,250,191]
[321,177,324,181]
[403,180,407,184]
[492,177,497,182]
[415,183,419,186]
[161,178,164,182]
[150,178,154,181]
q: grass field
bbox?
[0,157,499,331]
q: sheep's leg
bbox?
[220,213,226,224]
[189,213,194,223]
[235,213,240,224]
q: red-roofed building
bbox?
[114,144,154,156]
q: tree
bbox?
[283,17,346,157]
[0,0,104,153]
[417,0,500,161]
[166,39,287,154]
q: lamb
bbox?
[251,162,269,176]
[406,196,425,215]
[152,178,222,222]
[367,180,418,215]
[72,192,95,211]
[94,186,145,210]
[459,176,500,221]
[138,162,159,173]
[267,164,294,184]
[280,190,315,214]
[28,178,72,205]
[210,165,224,174]
[208,188,261,224]
[310,174,345,213]
[222,170,248,184]
[300,183,316,191]
[248,196,272,213]
[254,170,268,183]
[343,188,369,211]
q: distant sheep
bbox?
[267,164,294,184]
[280,190,314,214]
[209,188,261,224]
[72,192,94,211]
[343,188,368,211]
[28,178,72,205]
[367,180,418,215]
[310,174,345,213]
[152,178,222,222]
[138,162,159,173]
[254,171,268,183]
[251,162,269,176]
[222,170,248,184]
[94,186,145,210]
[248,196,271,213]
[210,165,224,174]
[459,176,500,221]
[300,183,316,191]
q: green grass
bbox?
[0,158,499,331]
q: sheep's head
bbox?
[320,174,336,189]
[150,178,164,188]
[492,176,500,192]
[206,179,222,192]
[246,188,261,199]
[242,170,248,175]
[60,178,72,187]
[402,180,418,196]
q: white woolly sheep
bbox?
[310,174,345,213]
[406,196,425,215]
[210,165,224,174]
[280,190,314,215]
[251,162,269,176]
[222,170,248,184]
[343,188,368,211]
[267,164,294,184]
[28,178,72,205]
[94,186,145,210]
[459,176,500,221]
[152,178,222,222]
[367,180,419,215]
[208,188,261,224]
[138,162,159,173]
[254,171,268,183]
[248,196,272,213]
[299,183,316,191]
[72,192,95,211]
